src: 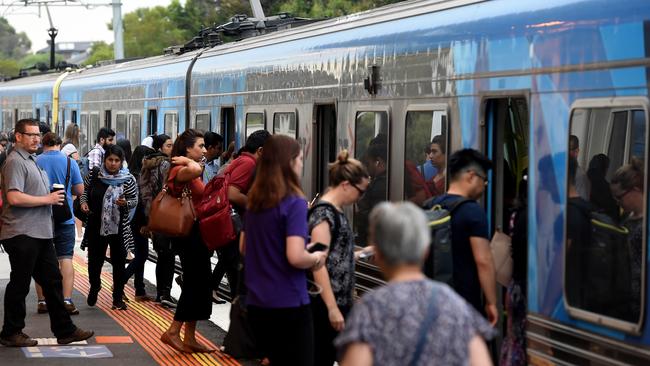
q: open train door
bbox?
[481,94,530,357]
[312,103,337,200]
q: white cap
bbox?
[61,143,78,157]
[141,136,153,148]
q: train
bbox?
[1,0,650,363]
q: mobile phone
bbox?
[307,242,329,253]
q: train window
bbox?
[403,110,447,206]
[195,113,210,132]
[245,113,265,138]
[164,113,178,140]
[35,108,40,121]
[566,100,648,334]
[115,113,127,140]
[221,107,236,145]
[273,112,297,138]
[128,113,141,148]
[71,110,77,124]
[354,110,389,246]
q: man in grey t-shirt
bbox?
[0,119,93,347]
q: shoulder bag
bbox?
[53,157,73,224]
[148,184,196,237]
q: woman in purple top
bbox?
[242,135,327,366]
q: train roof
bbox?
[0,0,483,86]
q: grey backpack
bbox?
[423,197,471,286]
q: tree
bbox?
[0,58,19,77]
[83,41,114,66]
[0,17,31,59]
[19,53,64,69]
[121,6,188,58]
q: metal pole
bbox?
[112,0,124,59]
[250,0,265,18]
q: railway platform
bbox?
[0,244,256,366]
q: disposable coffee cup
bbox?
[52,183,65,192]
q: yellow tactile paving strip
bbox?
[72,255,240,366]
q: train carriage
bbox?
[1,0,650,363]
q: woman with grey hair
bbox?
[335,202,494,366]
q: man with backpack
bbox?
[211,130,271,300]
[423,148,497,326]
[86,127,116,172]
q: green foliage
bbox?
[276,0,404,18]
[0,17,31,59]
[122,6,188,58]
[83,42,114,66]
[0,58,19,77]
[18,53,64,69]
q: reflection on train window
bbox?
[128,113,141,148]
[79,113,89,155]
[566,103,647,333]
[115,113,127,140]
[195,113,210,132]
[19,111,32,120]
[246,113,265,138]
[164,113,178,140]
[354,110,389,246]
[273,112,297,138]
[403,110,447,206]
[2,111,12,132]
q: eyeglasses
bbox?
[473,170,489,186]
[352,183,366,196]
[18,132,41,139]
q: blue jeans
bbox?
[53,224,75,259]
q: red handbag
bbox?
[197,173,238,250]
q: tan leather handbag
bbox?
[148,185,196,237]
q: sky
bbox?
[2,0,183,52]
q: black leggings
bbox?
[87,233,126,303]
[172,226,212,322]
[248,304,314,366]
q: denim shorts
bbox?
[53,224,76,259]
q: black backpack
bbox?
[422,197,471,286]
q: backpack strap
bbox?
[309,201,342,247]
[446,197,473,213]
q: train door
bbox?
[147,109,157,135]
[221,107,236,147]
[482,95,529,352]
[312,104,337,198]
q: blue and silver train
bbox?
[1,0,649,363]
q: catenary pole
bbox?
[111,0,124,59]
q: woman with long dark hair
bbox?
[242,135,327,366]
[159,129,214,353]
[80,144,138,310]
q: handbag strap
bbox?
[407,287,438,366]
[64,156,71,191]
